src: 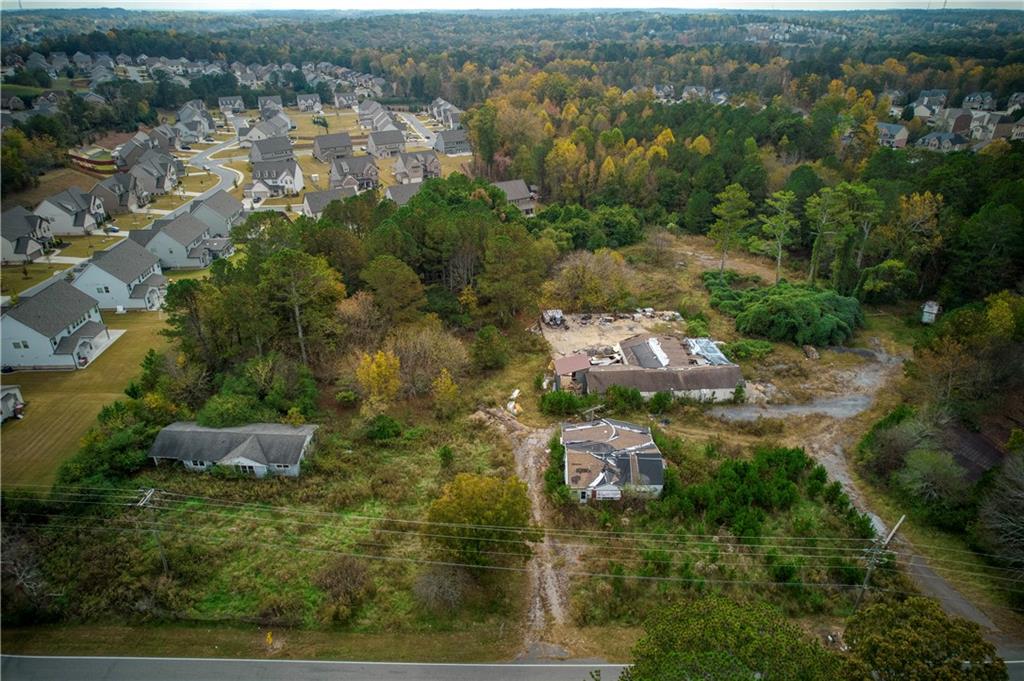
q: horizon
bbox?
[2,1,1022,12]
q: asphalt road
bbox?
[0,655,626,680]
[162,137,243,220]
[397,111,436,147]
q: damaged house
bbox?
[560,419,665,503]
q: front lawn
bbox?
[56,234,126,258]
[0,262,68,297]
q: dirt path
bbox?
[473,409,578,660]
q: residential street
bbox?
[0,655,625,680]
[397,111,436,146]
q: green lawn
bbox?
[0,311,170,488]
[4,168,101,209]
[0,262,68,297]
[1,83,47,97]
[56,234,126,258]
[148,193,191,211]
[110,213,156,230]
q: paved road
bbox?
[160,138,243,220]
[0,655,625,680]
[397,111,436,147]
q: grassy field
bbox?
[5,168,101,209]
[1,83,47,98]
[0,311,169,488]
[0,262,68,297]
[149,193,191,211]
[181,172,218,193]
[110,213,156,230]
[56,234,126,257]
[439,154,472,178]
[288,109,360,140]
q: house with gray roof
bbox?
[367,129,405,158]
[433,128,471,155]
[329,155,379,191]
[334,91,358,109]
[218,96,245,114]
[187,190,244,238]
[1,280,112,370]
[130,213,217,269]
[250,136,294,164]
[876,122,909,149]
[493,179,536,216]
[393,151,440,184]
[90,172,145,215]
[2,206,53,264]
[70,238,166,310]
[384,183,422,207]
[302,187,357,219]
[357,99,384,127]
[560,419,665,503]
[246,159,304,199]
[962,91,995,111]
[257,95,283,113]
[128,149,179,197]
[313,132,353,162]
[149,422,318,477]
[34,187,105,236]
[916,131,970,153]
[296,93,322,112]
[239,116,290,147]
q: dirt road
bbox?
[473,409,576,660]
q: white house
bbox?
[248,159,304,198]
[367,130,405,158]
[34,188,105,236]
[1,280,113,370]
[70,239,166,310]
[129,214,216,270]
[149,422,319,478]
[2,206,53,263]
[393,151,440,184]
[296,93,322,112]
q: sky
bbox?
[1,0,1022,10]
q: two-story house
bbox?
[70,238,166,310]
[494,179,536,216]
[247,159,305,199]
[1,280,113,370]
[393,151,441,184]
[90,172,145,216]
[250,136,294,163]
[302,187,357,219]
[296,93,322,112]
[218,96,245,114]
[129,214,216,269]
[876,122,909,149]
[313,132,353,162]
[367,130,405,158]
[34,188,105,236]
[433,129,471,156]
[129,149,179,198]
[329,156,379,192]
[187,190,245,238]
[1,207,53,263]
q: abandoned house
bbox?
[561,418,665,502]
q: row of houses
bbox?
[888,88,1024,152]
[427,97,463,129]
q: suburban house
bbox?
[428,98,463,129]
[393,151,441,184]
[329,156,379,191]
[296,93,322,112]
[933,108,973,135]
[250,136,294,163]
[962,91,996,111]
[218,96,245,114]
[238,117,290,147]
[579,335,743,402]
[129,149,179,197]
[313,132,353,161]
[433,128,471,155]
[334,91,358,108]
[969,112,1015,142]
[912,89,949,118]
[357,99,384,127]
[916,131,970,153]
[149,422,319,478]
[34,187,105,236]
[187,190,244,238]
[367,130,405,158]
[493,179,536,216]
[70,238,166,310]
[1,280,112,370]
[1,385,25,421]
[257,95,283,113]
[384,183,422,207]
[247,159,305,199]
[372,109,402,132]
[560,419,666,503]
[876,122,909,149]
[90,172,145,215]
[302,187,357,219]
[176,99,215,139]
[2,207,53,264]
[129,213,218,269]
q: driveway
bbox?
[397,111,436,147]
[0,656,625,681]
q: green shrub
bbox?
[334,389,360,407]
[471,325,510,371]
[540,390,585,416]
[648,391,674,414]
[605,385,645,414]
[703,271,862,346]
[686,318,710,337]
[437,445,454,468]
[196,392,268,428]
[721,339,775,362]
[362,414,403,441]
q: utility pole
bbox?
[137,488,168,574]
[855,514,905,610]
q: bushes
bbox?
[362,414,403,441]
[471,325,510,371]
[604,385,644,414]
[540,390,591,416]
[647,391,674,414]
[721,339,775,362]
[314,556,375,623]
[544,435,572,504]
[703,271,862,346]
[196,392,270,427]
